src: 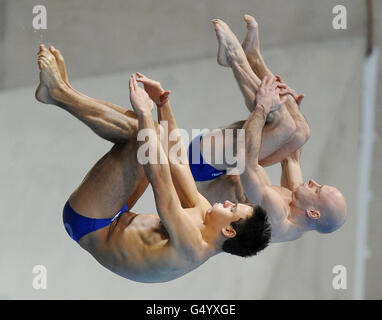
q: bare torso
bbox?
[78,208,213,283]
[196,179,304,243]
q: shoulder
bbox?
[271,218,305,243]
[170,234,211,265]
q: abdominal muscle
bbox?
[78,213,203,283]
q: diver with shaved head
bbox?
[35,14,346,251]
[200,17,347,242]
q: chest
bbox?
[127,214,170,246]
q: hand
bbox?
[129,75,154,116]
[275,75,304,106]
[136,72,171,106]
[256,75,287,114]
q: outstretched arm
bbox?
[239,76,287,204]
[240,76,295,239]
[247,46,310,167]
[129,75,200,251]
[136,73,205,209]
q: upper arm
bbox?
[151,172,199,247]
[149,148,203,252]
[157,103,201,208]
[166,160,201,208]
[242,167,289,230]
[241,165,273,205]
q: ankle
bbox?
[49,83,71,101]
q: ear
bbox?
[306,209,320,220]
[221,226,236,239]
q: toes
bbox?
[215,19,228,30]
[211,19,220,31]
[38,50,55,63]
[38,56,49,67]
[50,46,64,61]
[38,44,49,55]
[38,59,47,69]
[212,19,226,29]
[243,14,258,29]
[243,14,257,24]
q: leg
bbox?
[202,113,295,171]
[212,19,261,112]
[207,20,296,166]
[69,140,148,220]
[242,14,273,80]
[241,15,310,165]
[35,45,148,217]
[48,45,132,115]
[35,45,138,143]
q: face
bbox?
[292,180,346,230]
[292,179,325,211]
[206,200,254,230]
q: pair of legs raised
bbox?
[35,15,298,220]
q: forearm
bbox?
[138,112,173,191]
[240,104,268,169]
[247,52,310,149]
[157,101,199,207]
[280,157,304,191]
[157,101,188,165]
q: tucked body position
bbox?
[34,14,347,282]
[191,16,347,242]
[34,45,286,283]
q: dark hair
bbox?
[222,204,271,257]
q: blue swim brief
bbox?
[188,134,227,182]
[63,201,129,242]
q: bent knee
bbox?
[284,118,297,142]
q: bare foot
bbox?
[211,19,247,67]
[35,44,67,104]
[242,14,261,60]
[49,46,69,85]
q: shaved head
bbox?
[316,186,347,233]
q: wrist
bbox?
[156,98,170,107]
[138,110,153,118]
[255,103,269,117]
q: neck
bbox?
[200,222,224,253]
[288,204,314,232]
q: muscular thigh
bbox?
[196,175,247,205]
[68,140,148,219]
